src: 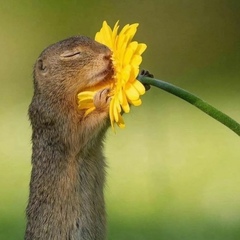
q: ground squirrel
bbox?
[25,36,113,240]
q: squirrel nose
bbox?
[103,51,112,61]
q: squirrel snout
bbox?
[103,51,112,61]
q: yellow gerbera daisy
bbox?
[78,21,147,129]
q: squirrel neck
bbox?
[25,109,107,240]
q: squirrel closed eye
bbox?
[60,50,82,59]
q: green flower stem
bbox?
[138,75,240,136]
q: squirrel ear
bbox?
[37,59,48,73]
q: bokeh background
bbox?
[0,0,240,239]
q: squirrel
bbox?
[25,35,152,240]
[25,36,113,240]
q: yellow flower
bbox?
[78,21,147,129]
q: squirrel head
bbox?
[29,36,114,130]
[33,36,113,104]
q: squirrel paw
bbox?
[93,88,111,111]
[140,69,154,91]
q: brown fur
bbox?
[25,36,113,240]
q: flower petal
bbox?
[136,43,147,55]
[116,114,125,128]
[123,24,138,43]
[129,98,142,106]
[121,65,131,83]
[109,100,115,127]
[123,47,134,67]
[78,91,95,101]
[79,102,95,109]
[96,21,112,46]
[125,82,140,101]
[112,21,119,44]
[113,98,120,122]
[132,80,146,95]
[131,55,142,67]
[129,41,138,52]
[119,90,130,113]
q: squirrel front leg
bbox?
[93,88,111,114]
[79,88,110,145]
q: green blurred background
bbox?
[0,0,240,239]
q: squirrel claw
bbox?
[94,88,111,110]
